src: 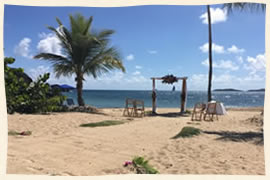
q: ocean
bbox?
[63,90,265,108]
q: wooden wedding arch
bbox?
[151,76,188,114]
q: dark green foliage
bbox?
[132,156,159,174]
[223,3,265,14]
[144,111,153,116]
[4,57,66,114]
[161,74,178,84]
[80,120,124,127]
[8,130,32,136]
[185,109,192,114]
[34,14,125,106]
[172,126,201,138]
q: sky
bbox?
[4,4,266,90]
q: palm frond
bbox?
[53,63,74,78]
[83,16,93,35]
[56,17,63,26]
[223,3,266,14]
[83,46,125,77]
[34,53,69,63]
[97,29,115,39]
[35,13,125,83]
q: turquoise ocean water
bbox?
[63,90,265,108]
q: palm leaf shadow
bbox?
[203,130,264,145]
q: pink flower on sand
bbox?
[123,161,133,167]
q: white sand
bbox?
[7,108,264,175]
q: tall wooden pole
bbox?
[152,79,156,113]
[181,78,187,113]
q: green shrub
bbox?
[8,130,32,136]
[185,109,192,114]
[172,126,201,138]
[4,57,66,114]
[144,111,154,116]
[80,120,125,127]
[132,156,159,174]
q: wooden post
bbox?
[181,78,187,113]
[152,78,156,113]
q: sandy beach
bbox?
[7,107,264,175]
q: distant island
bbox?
[213,88,243,92]
[247,88,265,92]
[213,88,265,92]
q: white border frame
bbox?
[0,0,269,180]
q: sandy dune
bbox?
[7,108,264,175]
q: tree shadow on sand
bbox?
[147,112,190,118]
[203,130,264,145]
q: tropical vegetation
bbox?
[172,126,201,138]
[123,156,159,174]
[34,13,125,106]
[80,120,125,127]
[4,57,66,114]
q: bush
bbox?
[8,130,32,136]
[172,126,201,138]
[4,57,66,114]
[80,120,124,127]
[132,156,159,174]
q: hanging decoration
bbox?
[161,74,178,84]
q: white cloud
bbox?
[148,50,157,54]
[132,71,141,75]
[227,45,245,53]
[27,65,76,86]
[217,60,239,71]
[126,54,135,61]
[201,59,239,71]
[14,38,32,58]
[82,71,149,90]
[26,66,151,90]
[244,54,265,74]
[189,74,208,90]
[38,32,49,39]
[127,75,148,83]
[199,43,225,54]
[189,73,265,90]
[190,74,208,84]
[213,74,238,83]
[135,65,142,69]
[37,33,63,56]
[236,56,244,64]
[243,73,264,81]
[95,71,125,84]
[200,7,228,24]
[28,65,50,80]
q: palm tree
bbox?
[206,3,265,102]
[223,3,265,13]
[207,5,213,102]
[34,14,125,106]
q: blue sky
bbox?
[4,4,266,90]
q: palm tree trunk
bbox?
[76,73,85,106]
[207,5,213,102]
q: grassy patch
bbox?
[172,126,201,139]
[80,120,125,127]
[8,130,32,136]
[144,111,154,116]
[132,156,159,174]
[184,109,192,114]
